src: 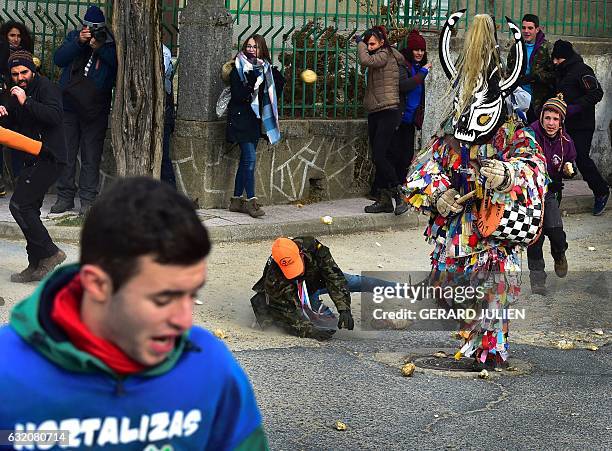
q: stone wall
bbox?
[172,35,610,208]
[7,33,604,204]
[172,119,370,208]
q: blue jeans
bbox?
[233,141,257,198]
[310,273,396,313]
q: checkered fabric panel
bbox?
[491,202,543,244]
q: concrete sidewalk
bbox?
[0,180,598,243]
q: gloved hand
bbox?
[337,309,355,330]
[353,34,363,44]
[480,160,514,191]
[563,161,577,178]
[245,70,258,89]
[308,328,336,341]
[435,188,463,217]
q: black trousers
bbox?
[368,109,402,190]
[389,122,416,184]
[161,95,177,189]
[527,192,567,280]
[10,157,62,265]
[566,128,610,197]
[56,110,109,204]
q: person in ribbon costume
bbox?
[402,12,547,368]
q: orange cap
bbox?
[271,238,304,280]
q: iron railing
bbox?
[0,0,108,79]
[0,1,609,118]
[224,0,610,118]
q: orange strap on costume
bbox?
[0,126,42,156]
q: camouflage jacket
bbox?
[507,31,555,114]
[252,236,351,315]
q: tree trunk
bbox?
[111,0,163,177]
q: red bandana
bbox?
[51,275,146,375]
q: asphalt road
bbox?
[0,213,610,449]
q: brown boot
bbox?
[244,197,265,218]
[10,263,39,283]
[30,250,67,281]
[554,254,568,278]
[229,196,246,213]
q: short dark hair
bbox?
[80,177,211,292]
[522,14,539,28]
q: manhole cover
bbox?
[413,355,477,372]
[373,349,531,378]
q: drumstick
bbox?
[0,126,42,156]
[455,190,476,204]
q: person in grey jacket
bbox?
[356,26,408,215]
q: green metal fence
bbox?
[0,1,609,119]
[224,0,610,118]
[0,0,108,79]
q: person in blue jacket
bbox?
[0,177,268,451]
[49,5,117,216]
[391,30,431,185]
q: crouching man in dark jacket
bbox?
[0,51,67,282]
[252,236,394,340]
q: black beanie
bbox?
[8,50,37,73]
[552,40,574,60]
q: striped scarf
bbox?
[235,52,281,145]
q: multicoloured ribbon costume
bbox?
[402,12,547,366]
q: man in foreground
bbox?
[0,177,268,450]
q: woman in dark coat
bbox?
[226,34,284,218]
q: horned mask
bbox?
[439,11,526,144]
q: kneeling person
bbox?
[0,177,267,450]
[252,236,391,340]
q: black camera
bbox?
[90,24,107,43]
[83,20,107,43]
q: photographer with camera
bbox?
[50,5,117,216]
